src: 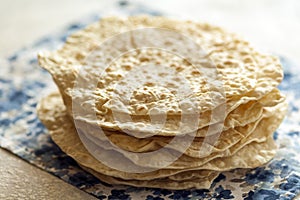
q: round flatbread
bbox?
[80,164,220,190]
[38,16,283,137]
[37,92,283,180]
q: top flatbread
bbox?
[38,16,283,136]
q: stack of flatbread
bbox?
[37,16,287,189]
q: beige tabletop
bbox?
[0,0,299,199]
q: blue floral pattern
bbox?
[1,2,300,199]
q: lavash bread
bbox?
[37,16,287,189]
[37,92,282,178]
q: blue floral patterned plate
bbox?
[1,2,300,199]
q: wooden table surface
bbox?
[0,0,299,199]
